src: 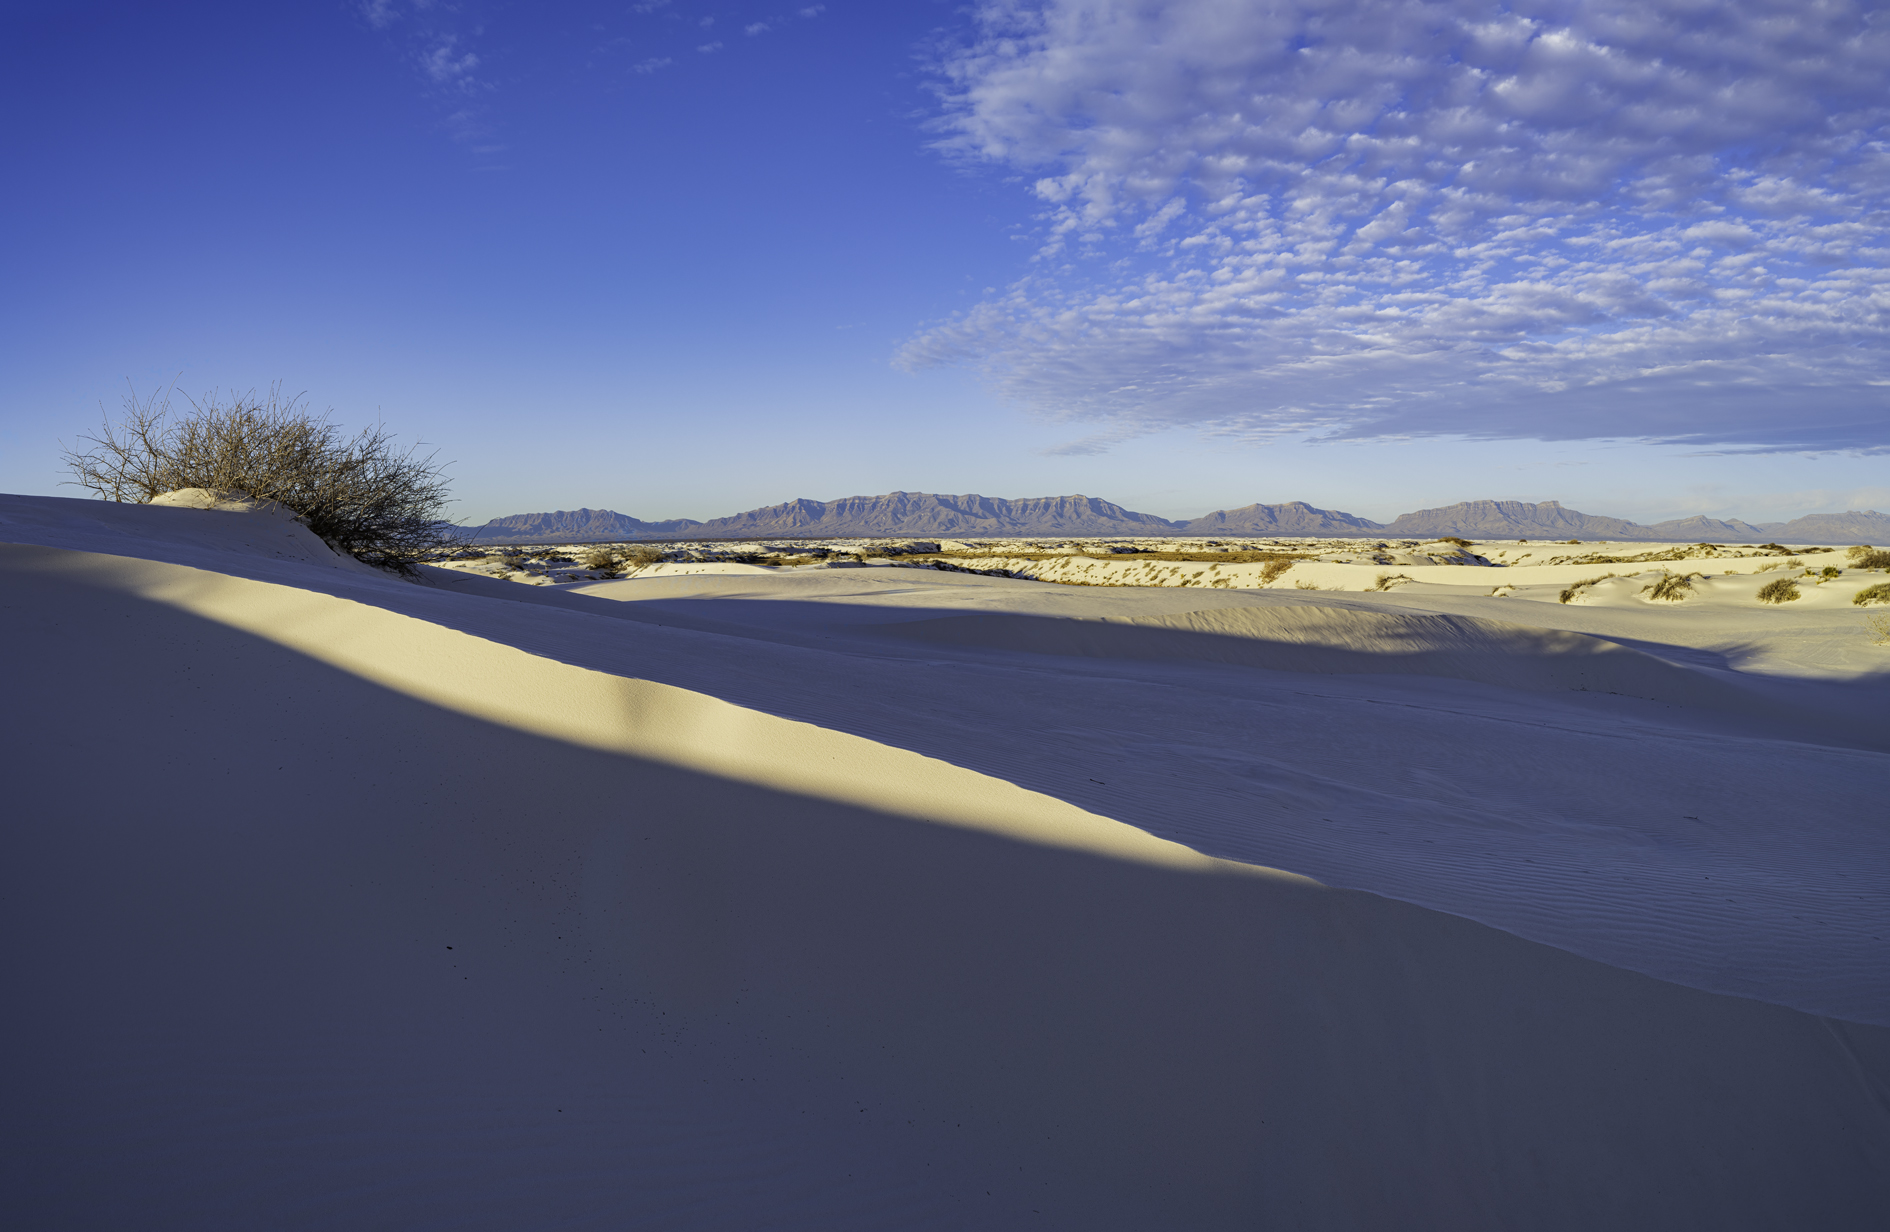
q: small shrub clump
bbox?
[1756,577,1801,604]
[1559,573,1618,603]
[1259,559,1295,585]
[1849,549,1890,569]
[1854,582,1890,607]
[599,544,666,572]
[62,384,454,573]
[1643,572,1704,601]
[579,547,625,575]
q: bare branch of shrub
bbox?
[61,384,455,574]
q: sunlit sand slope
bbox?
[2,498,1887,1228]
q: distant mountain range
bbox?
[470,493,1890,544]
[1376,500,1781,542]
[476,508,705,541]
[694,492,1181,538]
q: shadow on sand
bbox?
[3,560,1888,1230]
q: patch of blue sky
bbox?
[2,0,1886,526]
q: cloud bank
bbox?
[901,0,1890,451]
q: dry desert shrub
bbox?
[580,544,665,572]
[1850,550,1890,569]
[63,384,453,573]
[1867,612,1890,645]
[1259,559,1295,584]
[964,548,1304,565]
[1757,578,1801,604]
[1293,579,1322,590]
[1369,573,1415,591]
[579,547,627,576]
[1551,542,1734,566]
[1559,573,1618,603]
[1854,582,1890,606]
[1642,572,1704,601]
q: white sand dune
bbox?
[885,537,1890,604]
[870,604,1763,702]
[3,493,1888,1229]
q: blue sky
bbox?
[3,0,1886,526]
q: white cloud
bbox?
[902,0,1890,452]
[799,5,826,16]
[633,56,674,75]
[360,0,400,30]
[746,22,772,36]
[697,40,724,53]
[419,35,479,85]
[1669,482,1890,521]
[357,1,494,145]
[1038,423,1151,456]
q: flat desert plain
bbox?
[3,492,1887,1230]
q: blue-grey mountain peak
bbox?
[471,494,1890,545]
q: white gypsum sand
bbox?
[2,492,1887,1230]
